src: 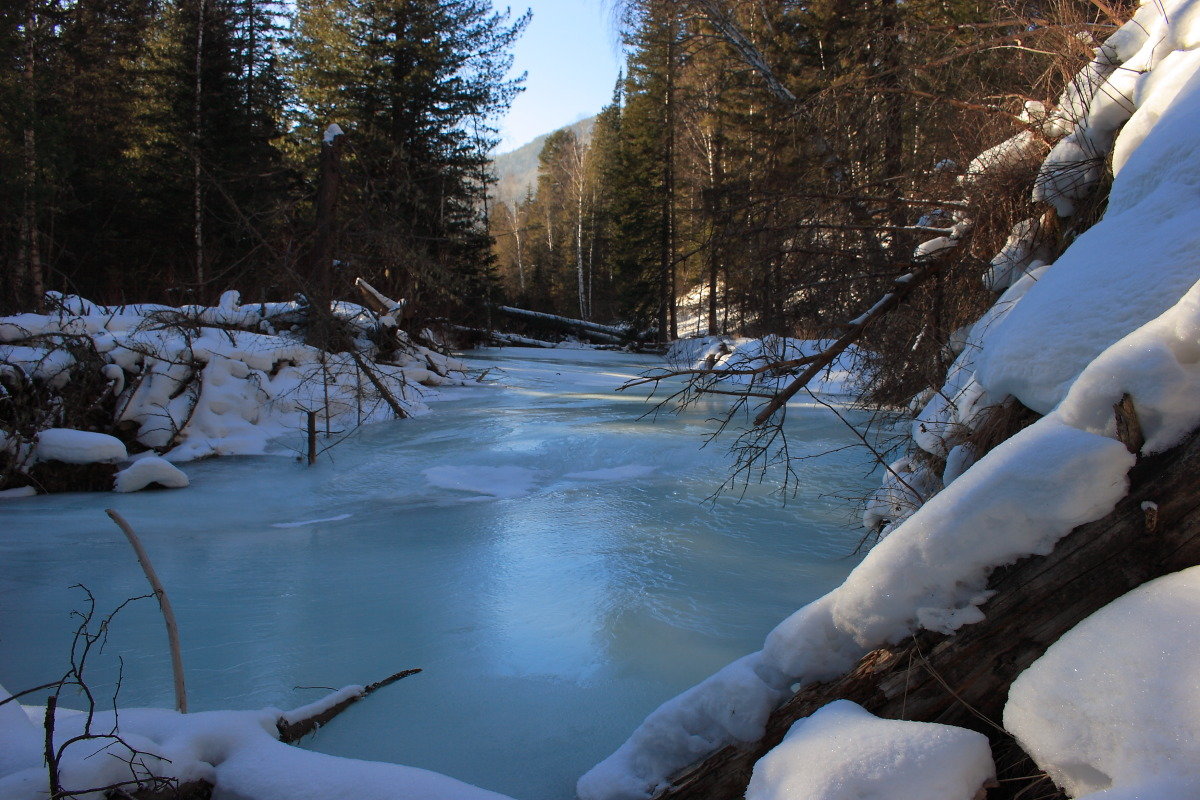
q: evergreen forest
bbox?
[1,0,528,324]
[4,0,1126,403]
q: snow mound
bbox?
[0,703,515,800]
[1004,566,1200,798]
[113,457,190,492]
[36,428,128,465]
[746,701,994,800]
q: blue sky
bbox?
[494,0,625,154]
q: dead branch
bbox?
[618,355,822,390]
[276,668,421,743]
[752,261,944,426]
[106,510,188,714]
[349,350,408,419]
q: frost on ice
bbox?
[746,701,994,800]
[1004,567,1200,798]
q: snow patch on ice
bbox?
[423,465,539,499]
[113,456,189,492]
[36,428,128,465]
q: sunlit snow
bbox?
[0,348,876,800]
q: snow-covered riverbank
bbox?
[0,348,877,800]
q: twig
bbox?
[105,510,188,714]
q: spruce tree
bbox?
[292,0,527,323]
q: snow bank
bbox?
[746,701,994,800]
[36,429,128,465]
[1004,566,1200,797]
[581,6,1200,797]
[578,412,1132,800]
[1,291,470,484]
[978,2,1200,414]
[0,703,517,800]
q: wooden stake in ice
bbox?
[106,508,188,713]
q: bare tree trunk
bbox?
[576,195,587,320]
[18,0,43,312]
[660,3,679,343]
[193,0,207,292]
[706,128,724,335]
[514,213,526,292]
[587,198,596,320]
[307,127,343,349]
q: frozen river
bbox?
[0,348,877,799]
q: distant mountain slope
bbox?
[491,116,596,209]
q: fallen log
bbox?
[449,324,560,349]
[277,668,422,743]
[656,426,1200,800]
[495,306,630,344]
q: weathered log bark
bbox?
[657,427,1200,800]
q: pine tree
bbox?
[292,0,527,323]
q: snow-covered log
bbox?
[653,424,1200,800]
[277,668,421,743]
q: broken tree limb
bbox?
[277,668,421,743]
[106,509,188,715]
[618,355,823,390]
[654,424,1200,800]
[450,325,559,349]
[348,350,408,419]
[1114,393,1144,455]
[355,277,407,322]
[750,262,934,426]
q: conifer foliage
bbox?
[492,0,1122,376]
[0,0,527,327]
